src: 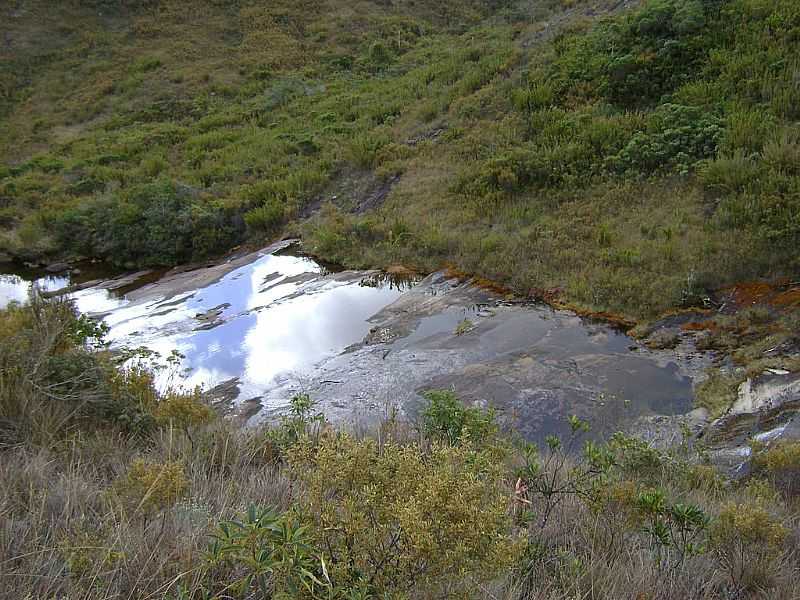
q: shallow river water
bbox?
[1,242,708,442]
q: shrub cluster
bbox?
[2,298,799,599]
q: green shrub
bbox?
[244,200,285,234]
[634,488,709,567]
[720,106,777,154]
[710,502,789,594]
[512,81,555,113]
[699,151,761,195]
[607,104,723,175]
[421,389,497,446]
[367,41,392,69]
[751,442,800,499]
[155,391,215,446]
[267,393,326,456]
[344,132,390,169]
[552,0,711,108]
[207,506,326,598]
[43,180,242,267]
[762,130,800,175]
[288,433,520,596]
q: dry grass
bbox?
[0,427,293,599]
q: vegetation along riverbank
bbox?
[1,297,799,599]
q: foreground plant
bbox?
[207,505,327,598]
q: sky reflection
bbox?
[1,251,408,402]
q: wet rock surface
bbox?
[254,272,711,443]
[702,372,800,473]
[8,242,799,456]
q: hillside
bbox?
[1,0,799,321]
[2,2,800,599]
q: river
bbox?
[0,241,710,442]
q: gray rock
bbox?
[730,372,800,416]
[645,328,680,350]
[45,262,70,273]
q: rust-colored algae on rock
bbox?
[385,264,418,277]
[682,321,719,332]
[562,307,637,331]
[442,265,638,330]
[720,279,800,312]
[441,265,517,297]
[773,287,800,309]
[727,281,777,307]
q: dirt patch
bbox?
[299,170,400,218]
[405,127,445,146]
[352,175,400,214]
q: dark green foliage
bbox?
[45,180,242,266]
[552,0,713,108]
[207,506,325,598]
[607,104,723,175]
[421,389,497,445]
[244,201,285,235]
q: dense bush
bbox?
[288,433,519,596]
[43,180,243,266]
[607,104,723,176]
[0,295,211,446]
[551,0,712,108]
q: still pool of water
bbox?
[0,271,70,309]
[1,246,706,438]
[1,249,412,404]
[114,254,409,400]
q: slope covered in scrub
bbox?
[1,0,798,319]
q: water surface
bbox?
[1,248,705,440]
[2,249,411,404]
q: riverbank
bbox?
[3,238,798,471]
[2,0,799,323]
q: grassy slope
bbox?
[1,0,799,320]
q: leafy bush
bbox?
[552,0,711,108]
[421,389,497,446]
[207,506,326,598]
[634,488,709,567]
[44,180,241,267]
[288,433,519,596]
[0,296,215,446]
[267,393,326,457]
[607,104,723,175]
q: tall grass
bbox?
[1,298,800,599]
